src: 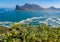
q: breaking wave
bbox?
[0,21,15,28]
[0,16,60,28]
[18,16,60,27]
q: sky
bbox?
[0,0,60,8]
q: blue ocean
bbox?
[0,8,60,27]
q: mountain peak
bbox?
[25,3,29,5]
[46,6,58,11]
[24,3,31,5]
[15,3,44,11]
[48,6,56,9]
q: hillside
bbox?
[15,3,60,11]
[15,3,44,11]
[0,26,9,33]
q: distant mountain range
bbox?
[15,3,60,11]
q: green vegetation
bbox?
[0,26,9,33]
[0,23,60,42]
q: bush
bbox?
[0,23,60,42]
